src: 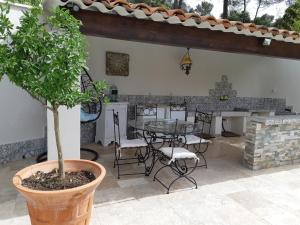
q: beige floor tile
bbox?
[228,190,273,210]
[1,137,300,224]
[117,177,149,188]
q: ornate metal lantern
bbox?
[180,48,192,75]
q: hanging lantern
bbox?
[180,48,192,75]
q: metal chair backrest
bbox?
[168,119,180,158]
[112,110,121,146]
[169,102,187,121]
[194,109,213,137]
[135,104,158,120]
[80,68,103,123]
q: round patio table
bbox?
[128,119,201,175]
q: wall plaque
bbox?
[106,51,129,76]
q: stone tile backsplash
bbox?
[119,94,286,120]
[0,138,46,164]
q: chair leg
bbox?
[166,175,198,194]
[117,164,120,179]
[116,151,121,179]
[191,143,209,168]
[154,159,198,194]
[184,176,198,189]
[197,152,208,168]
[166,176,183,194]
[113,147,149,179]
[153,164,169,181]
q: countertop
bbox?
[250,115,300,125]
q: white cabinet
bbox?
[95,102,128,146]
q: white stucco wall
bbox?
[0,2,46,145]
[47,106,80,160]
[86,35,300,111]
[0,77,46,145]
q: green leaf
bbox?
[0,5,109,108]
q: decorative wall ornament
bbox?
[106,51,129,76]
[209,75,237,101]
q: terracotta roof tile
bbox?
[130,3,153,15]
[290,31,299,39]
[269,28,280,36]
[82,0,97,5]
[279,29,290,38]
[217,19,232,29]
[256,25,269,35]
[167,9,187,21]
[200,16,218,26]
[243,23,257,33]
[60,0,300,43]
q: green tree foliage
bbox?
[274,0,300,30]
[223,0,249,19]
[0,5,108,179]
[254,13,274,26]
[228,10,251,22]
[0,3,12,81]
[194,1,214,15]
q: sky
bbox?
[187,0,289,19]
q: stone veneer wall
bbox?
[81,123,96,145]
[0,138,46,164]
[0,126,47,164]
[244,119,300,170]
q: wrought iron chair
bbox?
[113,110,149,179]
[196,109,214,140]
[153,120,199,194]
[184,109,213,168]
[169,102,187,121]
[36,68,103,162]
[134,104,165,143]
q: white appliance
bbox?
[95,102,128,146]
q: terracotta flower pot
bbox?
[12,160,106,225]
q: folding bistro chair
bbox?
[113,110,149,179]
[134,104,167,144]
[184,109,213,168]
[153,120,199,194]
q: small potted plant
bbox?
[0,2,107,225]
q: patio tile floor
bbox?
[1,137,300,225]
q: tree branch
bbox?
[20,85,53,111]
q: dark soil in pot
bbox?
[22,169,96,191]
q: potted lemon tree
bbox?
[0,2,107,224]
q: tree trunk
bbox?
[243,0,247,22]
[173,0,178,9]
[223,0,229,19]
[254,0,261,20]
[178,0,183,9]
[53,107,65,179]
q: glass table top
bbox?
[128,119,201,135]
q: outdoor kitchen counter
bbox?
[243,115,300,170]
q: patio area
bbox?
[2,137,300,225]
